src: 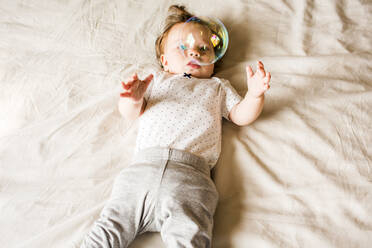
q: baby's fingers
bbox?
[257,61,266,77]
[120,91,131,98]
[264,72,271,84]
[246,65,254,78]
[263,72,271,91]
[131,73,138,81]
[122,73,141,88]
[123,73,138,85]
[121,81,132,90]
[143,74,154,86]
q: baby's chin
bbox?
[166,66,214,78]
[184,67,214,79]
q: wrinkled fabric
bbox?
[0,0,371,248]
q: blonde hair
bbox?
[155,5,193,68]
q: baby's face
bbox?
[161,23,215,78]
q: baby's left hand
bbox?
[246,61,271,98]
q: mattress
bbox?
[0,0,371,247]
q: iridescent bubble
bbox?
[178,16,229,66]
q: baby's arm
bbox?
[118,73,153,122]
[229,61,271,126]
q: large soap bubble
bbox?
[178,16,229,66]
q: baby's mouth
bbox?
[187,60,201,69]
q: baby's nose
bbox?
[188,49,200,58]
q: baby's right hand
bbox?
[120,73,153,103]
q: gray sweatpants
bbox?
[80,148,219,248]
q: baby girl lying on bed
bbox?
[81,5,270,248]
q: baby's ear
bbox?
[160,54,168,71]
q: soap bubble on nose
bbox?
[178,16,229,66]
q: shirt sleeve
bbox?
[143,81,153,102]
[219,78,242,120]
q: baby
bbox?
[81,5,270,248]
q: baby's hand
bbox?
[246,61,271,98]
[120,73,153,102]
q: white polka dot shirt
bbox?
[135,71,242,168]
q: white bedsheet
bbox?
[1,0,371,247]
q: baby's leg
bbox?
[81,164,158,248]
[80,198,136,248]
[156,160,219,248]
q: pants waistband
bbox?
[132,148,210,176]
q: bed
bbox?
[1,0,371,247]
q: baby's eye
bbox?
[199,45,209,52]
[179,44,187,51]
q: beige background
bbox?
[0,0,371,247]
